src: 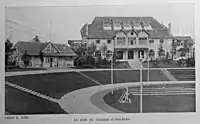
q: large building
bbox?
[13,40,76,68]
[80,17,194,63]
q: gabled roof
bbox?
[174,36,193,41]
[81,16,171,39]
[173,36,194,44]
[14,41,76,56]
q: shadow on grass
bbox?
[5,85,67,114]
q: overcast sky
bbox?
[6,3,194,44]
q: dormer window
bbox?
[143,21,152,30]
[131,32,134,35]
[133,21,142,30]
[123,21,132,30]
[103,20,112,30]
[113,20,122,30]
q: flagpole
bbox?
[111,51,114,94]
[50,20,52,42]
[139,52,143,113]
[111,37,115,95]
[147,49,150,82]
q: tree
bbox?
[158,43,165,60]
[73,46,85,67]
[5,38,15,69]
[166,52,169,60]
[33,35,40,42]
[39,51,44,67]
[21,49,30,68]
[170,41,177,60]
[87,42,97,66]
[100,43,108,59]
[149,50,155,61]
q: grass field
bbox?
[5,85,66,114]
[104,83,195,113]
[5,72,97,99]
[167,69,195,81]
[81,69,169,84]
[5,68,195,114]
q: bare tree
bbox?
[100,43,108,59]
[87,42,97,66]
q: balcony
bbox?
[139,40,148,45]
[115,39,149,49]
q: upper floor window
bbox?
[123,21,132,30]
[160,39,164,43]
[96,40,100,44]
[131,32,134,35]
[143,21,152,30]
[107,40,112,44]
[128,37,136,45]
[139,37,148,45]
[133,21,142,30]
[149,39,154,43]
[103,20,112,30]
[139,37,147,40]
[117,37,126,45]
[113,22,122,30]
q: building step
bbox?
[128,60,142,69]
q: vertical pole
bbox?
[50,20,52,42]
[147,49,150,82]
[140,52,143,113]
[111,37,115,94]
[111,51,114,94]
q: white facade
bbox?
[86,30,174,61]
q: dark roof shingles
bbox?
[86,16,171,39]
[14,41,76,56]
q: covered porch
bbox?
[115,48,152,61]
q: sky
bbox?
[5,3,195,45]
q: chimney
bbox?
[168,23,172,35]
[85,23,89,36]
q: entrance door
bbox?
[128,50,134,59]
[50,58,53,67]
[138,50,144,59]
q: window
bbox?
[149,49,155,57]
[117,37,126,45]
[130,32,134,35]
[107,40,111,44]
[46,48,51,53]
[160,39,164,43]
[128,51,134,59]
[139,37,147,45]
[139,37,147,40]
[149,39,154,43]
[123,24,132,30]
[116,51,123,59]
[96,40,100,44]
[46,57,50,63]
[128,38,136,45]
[95,51,101,57]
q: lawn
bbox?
[81,69,169,84]
[143,61,179,68]
[167,69,195,81]
[5,67,47,72]
[5,68,192,114]
[5,72,98,99]
[104,83,195,113]
[5,85,66,114]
